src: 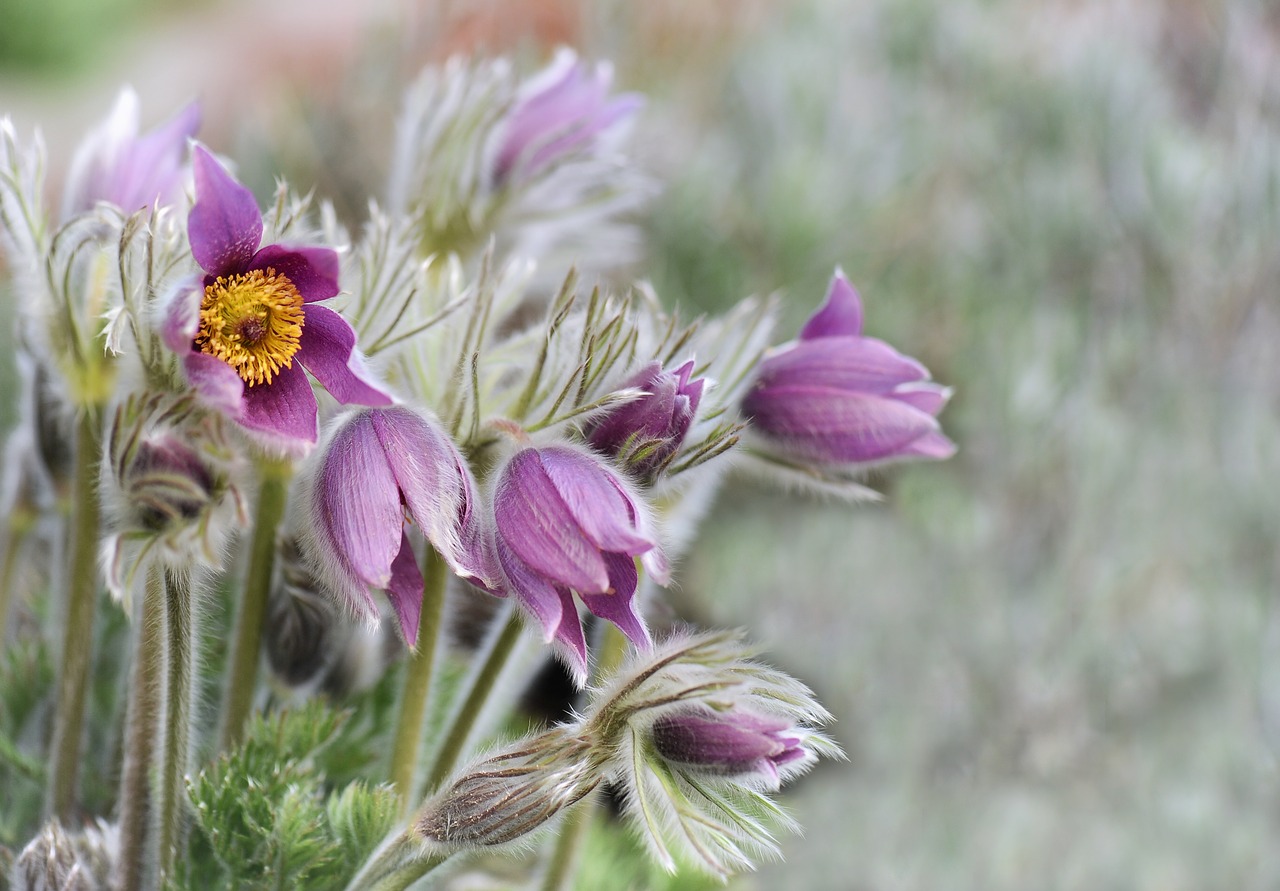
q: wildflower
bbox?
[305,406,492,645]
[585,359,704,481]
[62,87,200,218]
[742,270,955,467]
[492,48,642,186]
[161,146,389,448]
[492,444,667,681]
[651,710,807,788]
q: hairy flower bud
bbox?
[304,406,494,646]
[12,819,115,891]
[586,360,704,481]
[742,270,955,468]
[651,710,807,788]
[491,444,668,682]
[123,435,216,533]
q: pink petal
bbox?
[495,535,563,641]
[239,361,319,445]
[386,531,424,647]
[800,270,863,340]
[370,407,463,557]
[579,552,651,650]
[161,277,203,353]
[538,447,654,556]
[753,337,929,394]
[182,352,245,418]
[551,587,588,685]
[247,244,341,303]
[295,305,391,407]
[188,145,262,278]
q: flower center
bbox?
[194,267,305,386]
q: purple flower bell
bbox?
[586,360,704,480]
[493,48,642,186]
[651,710,808,788]
[492,444,668,681]
[162,146,390,448]
[63,87,201,218]
[742,270,955,468]
[308,406,494,646]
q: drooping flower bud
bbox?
[742,270,955,469]
[304,406,495,646]
[492,49,642,187]
[651,710,807,788]
[491,443,668,682]
[120,435,216,533]
[585,359,704,481]
[62,87,200,219]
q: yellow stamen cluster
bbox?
[195,267,305,386]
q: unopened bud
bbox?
[12,819,115,891]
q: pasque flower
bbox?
[742,270,955,467]
[306,406,493,645]
[651,710,808,788]
[62,87,200,218]
[492,48,642,186]
[586,359,704,480]
[162,146,389,447]
[492,444,668,680]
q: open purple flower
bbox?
[742,270,955,467]
[586,359,704,481]
[491,444,668,682]
[307,406,494,646]
[63,87,200,218]
[651,710,809,788]
[162,146,389,448]
[493,48,643,186]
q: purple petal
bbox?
[745,385,942,465]
[752,337,929,394]
[495,450,610,594]
[537,447,654,556]
[891,382,951,416]
[551,587,588,684]
[295,305,392,407]
[246,244,341,303]
[579,552,651,650]
[161,277,203,353]
[182,352,245,417]
[239,361,319,445]
[188,145,262,278]
[495,536,563,640]
[111,100,200,211]
[369,407,464,558]
[800,270,863,340]
[525,93,642,177]
[653,713,790,766]
[386,532,424,647]
[898,430,958,461]
[316,412,404,592]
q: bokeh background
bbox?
[4,0,1280,888]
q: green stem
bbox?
[45,408,103,818]
[343,831,449,891]
[219,459,291,750]
[117,564,165,891]
[0,519,31,645]
[421,605,523,795]
[157,568,194,883]
[389,546,449,810]
[538,794,597,891]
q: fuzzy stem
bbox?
[157,568,194,883]
[219,458,291,750]
[421,605,523,795]
[538,794,597,891]
[45,408,103,818]
[342,829,449,891]
[117,564,165,891]
[389,546,449,811]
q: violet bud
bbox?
[123,435,216,533]
[586,359,704,481]
[62,87,200,218]
[742,270,956,468]
[493,48,642,186]
[491,444,668,682]
[306,406,495,646]
[652,710,808,788]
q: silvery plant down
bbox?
[0,48,951,891]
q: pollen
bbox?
[195,267,306,386]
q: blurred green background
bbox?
[4,0,1279,888]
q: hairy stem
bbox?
[538,794,598,891]
[45,408,103,818]
[389,546,448,811]
[343,829,449,891]
[219,458,291,750]
[157,568,194,883]
[117,564,165,891]
[421,605,523,795]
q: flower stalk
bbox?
[389,545,448,809]
[220,457,291,750]
[157,567,195,883]
[45,407,104,818]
